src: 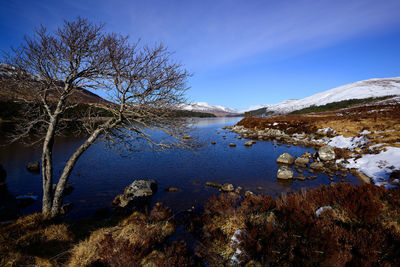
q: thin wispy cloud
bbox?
[120,0,400,68]
[1,0,399,109]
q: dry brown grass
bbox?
[196,184,400,266]
[0,213,74,266]
[68,204,180,267]
[0,203,202,267]
[239,102,400,158]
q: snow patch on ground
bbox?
[346,147,400,187]
[328,135,369,150]
[316,206,332,217]
[359,130,371,135]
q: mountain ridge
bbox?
[247,76,400,114]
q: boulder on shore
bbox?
[26,161,40,173]
[318,145,336,161]
[277,166,293,179]
[113,179,158,208]
[276,153,295,165]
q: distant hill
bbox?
[0,64,215,120]
[0,63,109,105]
[180,102,239,116]
[247,77,400,116]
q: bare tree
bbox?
[3,18,191,218]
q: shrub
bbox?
[196,184,400,266]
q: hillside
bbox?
[0,64,215,120]
[248,77,400,115]
[0,64,109,105]
[180,102,239,116]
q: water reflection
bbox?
[0,117,361,219]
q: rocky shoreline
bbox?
[229,124,372,185]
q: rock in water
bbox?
[244,141,253,146]
[310,162,324,170]
[165,187,179,192]
[318,145,335,161]
[221,183,234,192]
[113,179,158,208]
[277,166,293,179]
[229,143,237,147]
[26,161,40,173]
[0,164,6,182]
[295,174,306,181]
[276,153,295,165]
[205,181,222,188]
[294,157,309,167]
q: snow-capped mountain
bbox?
[249,77,400,114]
[181,102,239,116]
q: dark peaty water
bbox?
[0,117,361,219]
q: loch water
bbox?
[0,117,361,219]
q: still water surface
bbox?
[0,117,360,219]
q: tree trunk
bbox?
[50,118,119,217]
[41,116,58,218]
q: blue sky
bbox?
[1,0,400,110]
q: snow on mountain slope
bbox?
[251,77,400,114]
[181,102,239,115]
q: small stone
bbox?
[318,145,336,161]
[256,186,263,191]
[308,175,317,180]
[295,174,306,181]
[205,182,222,188]
[310,162,324,170]
[221,183,234,192]
[211,141,216,145]
[229,143,236,147]
[245,190,254,197]
[26,161,40,173]
[277,166,293,179]
[235,186,242,194]
[294,157,309,167]
[244,141,253,146]
[276,153,295,165]
[165,187,179,192]
[182,135,192,140]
